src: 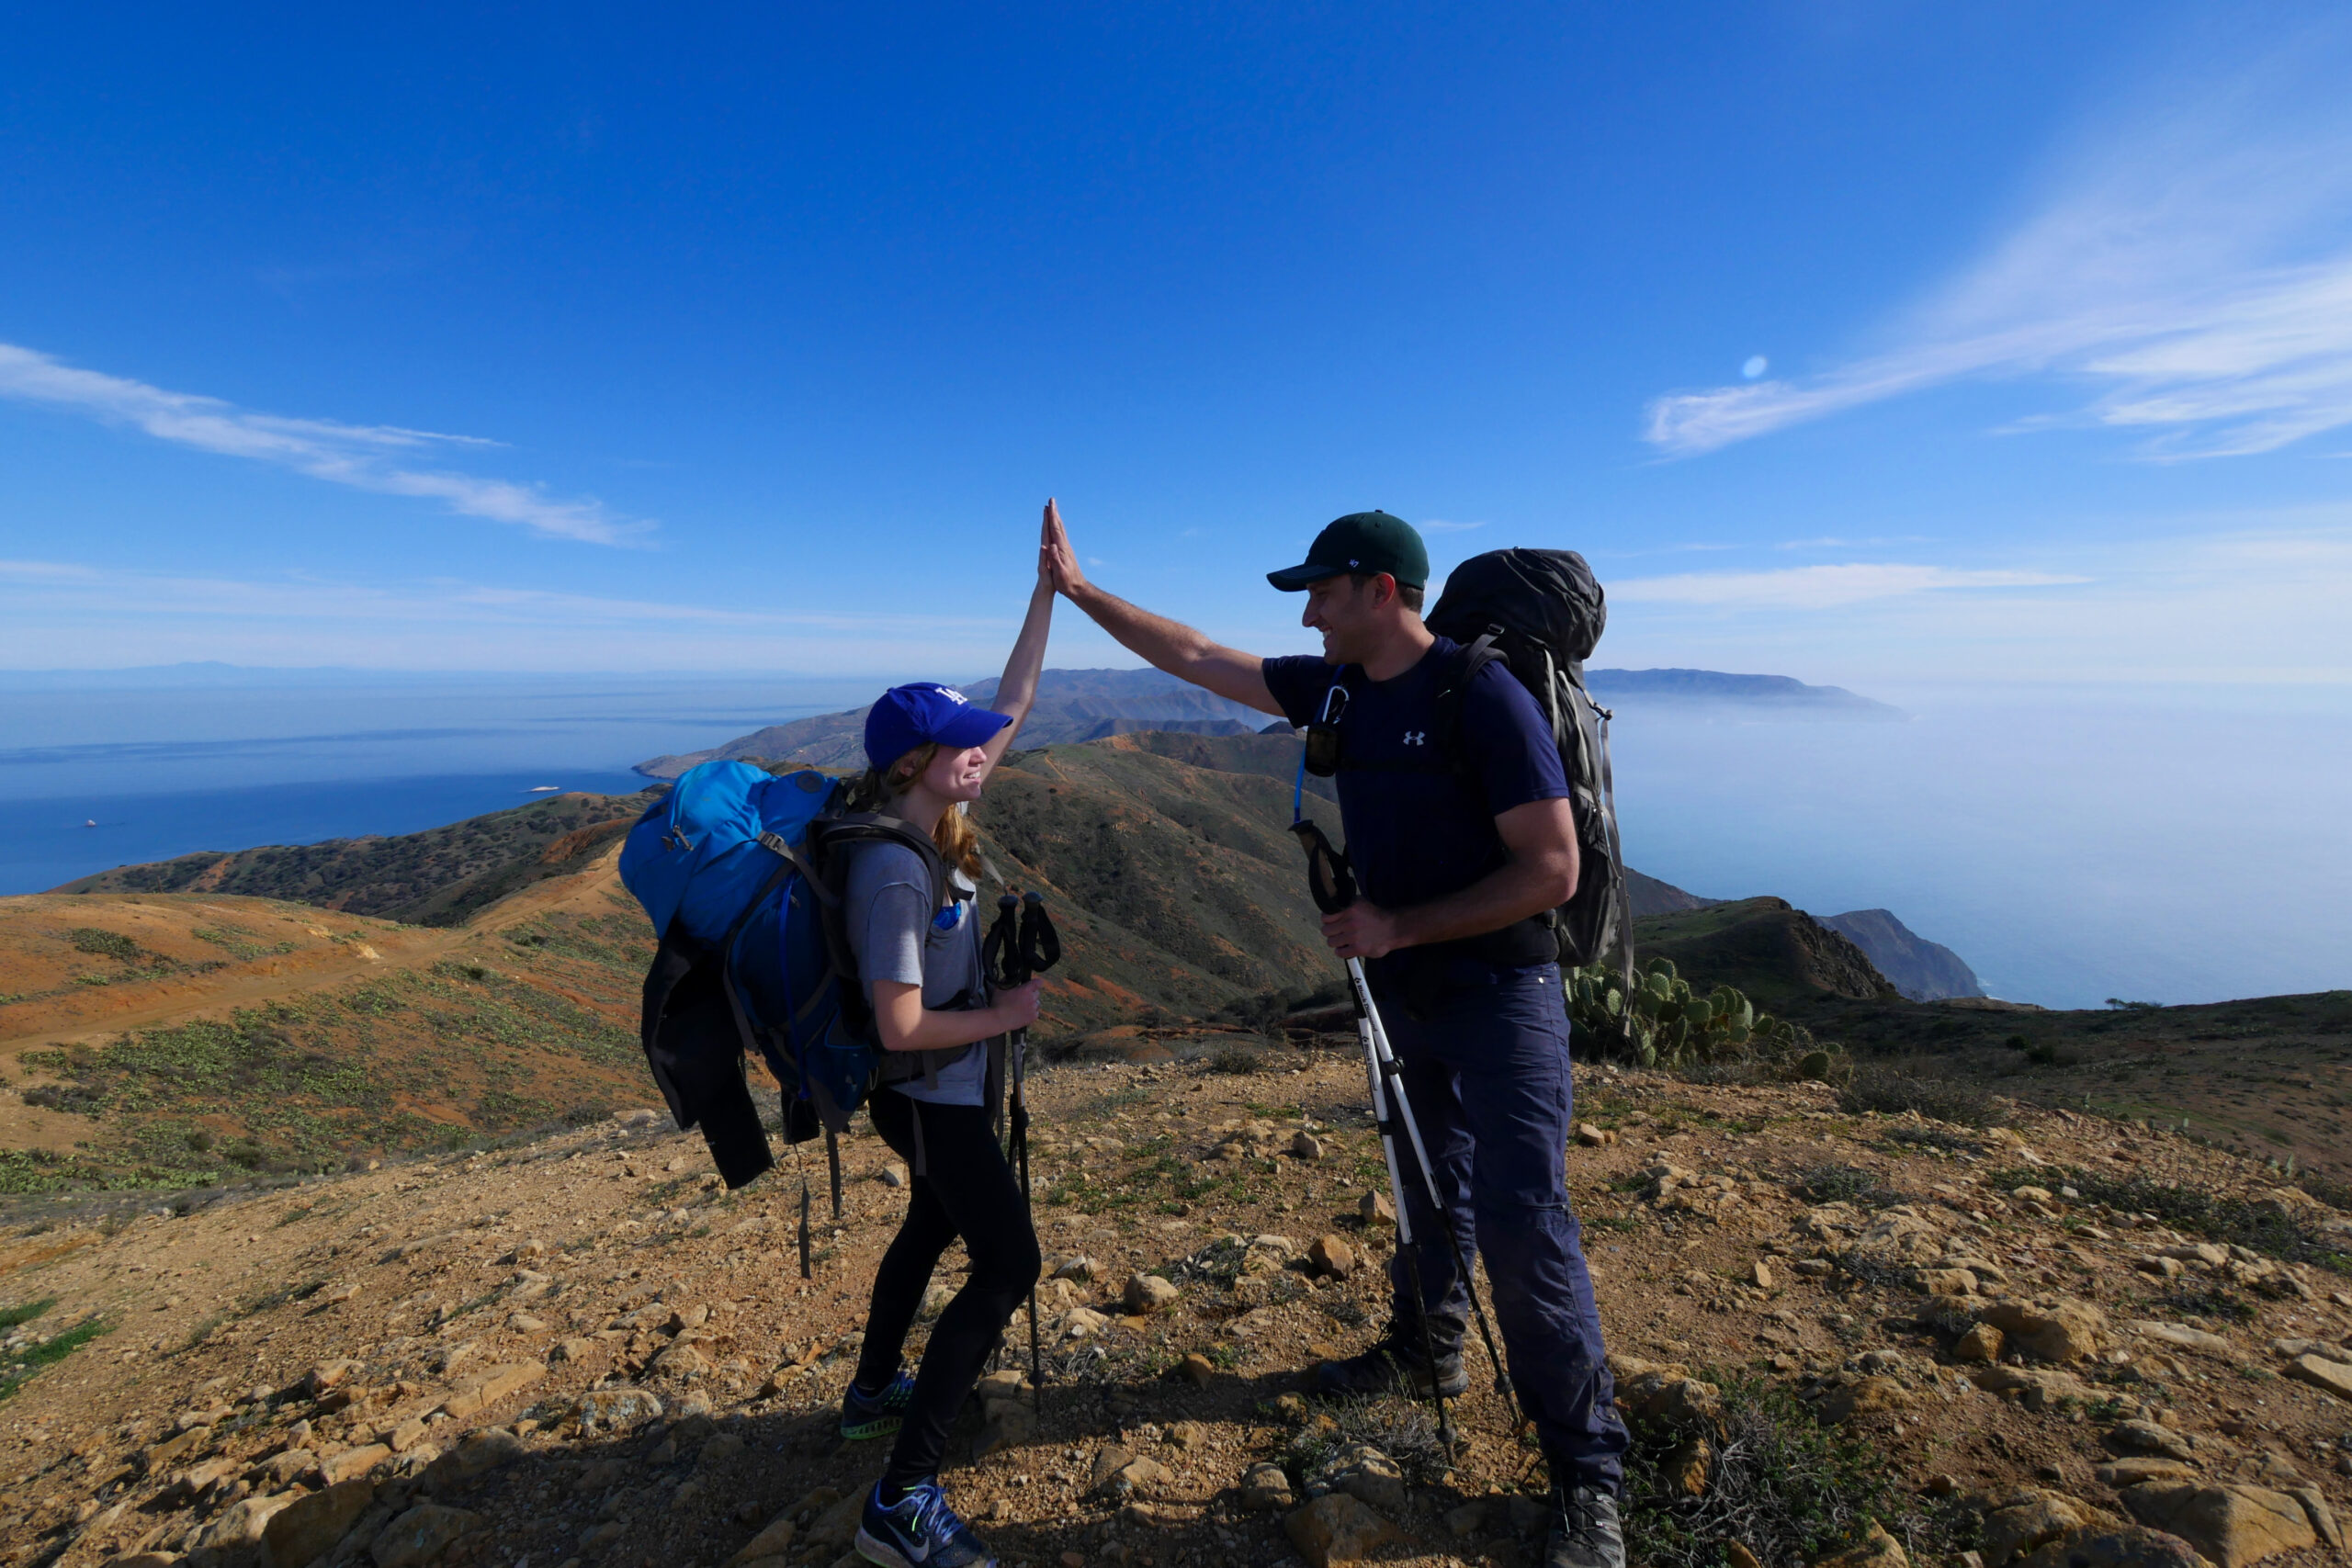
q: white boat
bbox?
[84,818,97,828]
[526,785,561,793]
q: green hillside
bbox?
[51,792,649,927]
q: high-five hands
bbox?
[1040,498,1088,600]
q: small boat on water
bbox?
[526,785,561,793]
[84,818,97,828]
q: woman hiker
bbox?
[842,504,1057,1568]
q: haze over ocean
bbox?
[4,669,2343,1011]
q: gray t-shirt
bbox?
[841,840,988,1106]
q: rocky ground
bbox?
[0,1055,2348,1568]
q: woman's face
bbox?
[919,743,991,804]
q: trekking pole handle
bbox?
[1019,889,1060,976]
[986,893,1028,987]
[1288,819,1358,914]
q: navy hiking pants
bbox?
[1369,958,1628,1494]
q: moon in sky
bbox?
[1741,355,1768,379]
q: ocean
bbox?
[0,672,868,896]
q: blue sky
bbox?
[4,2,2350,685]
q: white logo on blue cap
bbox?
[931,686,968,705]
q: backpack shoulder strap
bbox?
[813,813,952,913]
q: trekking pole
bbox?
[1016,892,1058,1404]
[1289,819,1521,1443]
[984,891,1057,1407]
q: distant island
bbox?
[1585,668,1905,717]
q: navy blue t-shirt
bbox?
[1262,636,1568,919]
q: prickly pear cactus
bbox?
[1564,956,1824,1073]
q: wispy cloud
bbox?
[1611,563,2085,611]
[0,343,644,545]
[0,558,1011,671]
[1645,25,2352,459]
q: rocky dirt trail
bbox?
[1,1058,2348,1568]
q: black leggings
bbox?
[855,1090,1040,1488]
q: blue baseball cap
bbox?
[864,683,1013,771]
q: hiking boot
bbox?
[1313,1319,1469,1399]
[854,1477,995,1568]
[840,1369,916,1440]
[1544,1485,1625,1568]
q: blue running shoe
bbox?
[840,1370,916,1440]
[854,1477,994,1568]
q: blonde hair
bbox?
[849,743,983,879]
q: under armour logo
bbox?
[1403,731,1426,746]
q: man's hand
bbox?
[1041,498,1089,600]
[1321,901,1406,962]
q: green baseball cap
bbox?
[1266,511,1430,592]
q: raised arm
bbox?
[1040,499,1282,716]
[978,516,1057,777]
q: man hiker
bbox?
[1039,508,1630,1568]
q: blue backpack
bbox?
[619,760,946,1180]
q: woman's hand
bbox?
[1041,498,1089,600]
[995,977,1044,1032]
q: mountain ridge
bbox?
[634,663,1905,777]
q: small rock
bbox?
[1728,1544,1764,1568]
[803,1490,869,1549]
[1240,1461,1295,1512]
[1284,1493,1403,1568]
[878,1160,910,1188]
[507,1313,547,1334]
[1167,1419,1209,1450]
[973,1400,1038,1459]
[1292,1131,1327,1160]
[1123,1274,1179,1314]
[2119,1483,2315,1568]
[2281,1353,2352,1403]
[1307,1234,1357,1279]
[1306,1442,1407,1514]
[1052,1255,1097,1281]
[729,1515,798,1563]
[1954,1324,2007,1364]
[319,1444,390,1485]
[1668,1437,1712,1498]
[1981,1298,2106,1363]
[549,1336,595,1363]
[370,1503,485,1568]
[1750,1260,1774,1290]
[576,1385,664,1432]
[2285,1485,2339,1549]
[1357,1191,1395,1227]
[1983,1494,2090,1564]
[1815,1376,1908,1425]
[1091,1446,1174,1498]
[1575,1122,1616,1147]
[260,1476,373,1568]
[1177,1352,1215,1386]
[300,1359,361,1399]
[2106,1422,2198,1463]
[1814,1520,1910,1568]
[2098,1460,2199,1487]
[2014,1525,2207,1568]
[421,1428,525,1492]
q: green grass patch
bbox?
[1992,1166,2352,1275]
[1623,1372,1955,1568]
[0,1299,56,1331]
[0,1315,109,1402]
